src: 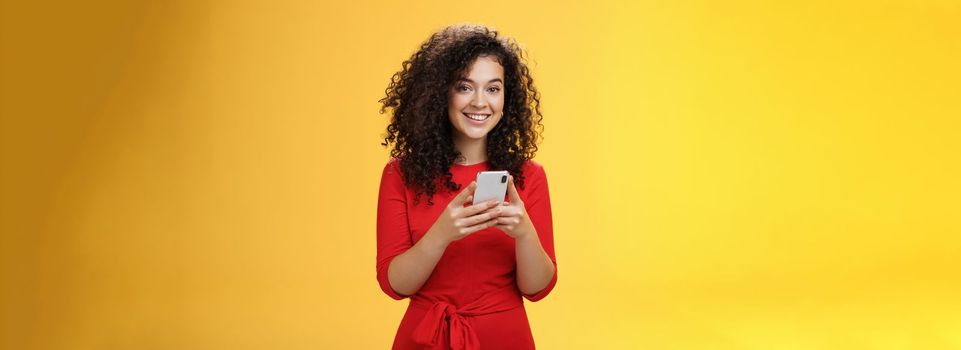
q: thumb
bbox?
[507,175,521,202]
[455,181,476,204]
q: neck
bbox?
[453,136,487,165]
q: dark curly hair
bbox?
[379,24,544,206]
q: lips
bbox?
[463,112,491,122]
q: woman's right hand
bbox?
[426,181,502,244]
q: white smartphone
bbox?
[472,171,509,206]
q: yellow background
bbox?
[2,0,959,349]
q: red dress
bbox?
[376,158,558,350]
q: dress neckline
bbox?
[452,160,489,168]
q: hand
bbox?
[425,181,502,245]
[495,175,536,240]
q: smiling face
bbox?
[447,55,505,143]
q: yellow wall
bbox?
[2,1,959,349]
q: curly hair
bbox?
[379,24,544,206]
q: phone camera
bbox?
[501,175,507,183]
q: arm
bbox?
[515,228,556,296]
[495,164,558,300]
[376,161,415,299]
[376,161,500,299]
[385,229,450,297]
[388,185,501,295]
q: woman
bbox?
[376,24,557,350]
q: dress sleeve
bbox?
[376,160,412,300]
[521,163,558,302]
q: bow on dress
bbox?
[411,301,481,350]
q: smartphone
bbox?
[472,171,509,206]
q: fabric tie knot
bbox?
[409,285,523,350]
[411,301,480,350]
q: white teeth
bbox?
[465,113,490,121]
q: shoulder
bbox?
[383,157,401,173]
[518,159,551,200]
[519,159,549,190]
[381,157,405,182]
[521,159,546,177]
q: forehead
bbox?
[462,55,504,81]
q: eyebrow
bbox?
[457,78,503,84]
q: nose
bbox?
[470,90,487,108]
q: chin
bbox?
[456,127,492,140]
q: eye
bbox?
[487,86,501,93]
[456,84,472,92]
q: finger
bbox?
[460,199,500,217]
[495,216,521,225]
[453,182,476,206]
[498,206,519,215]
[507,175,521,203]
[460,218,499,235]
[484,206,506,216]
[460,207,501,227]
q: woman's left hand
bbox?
[495,175,536,240]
